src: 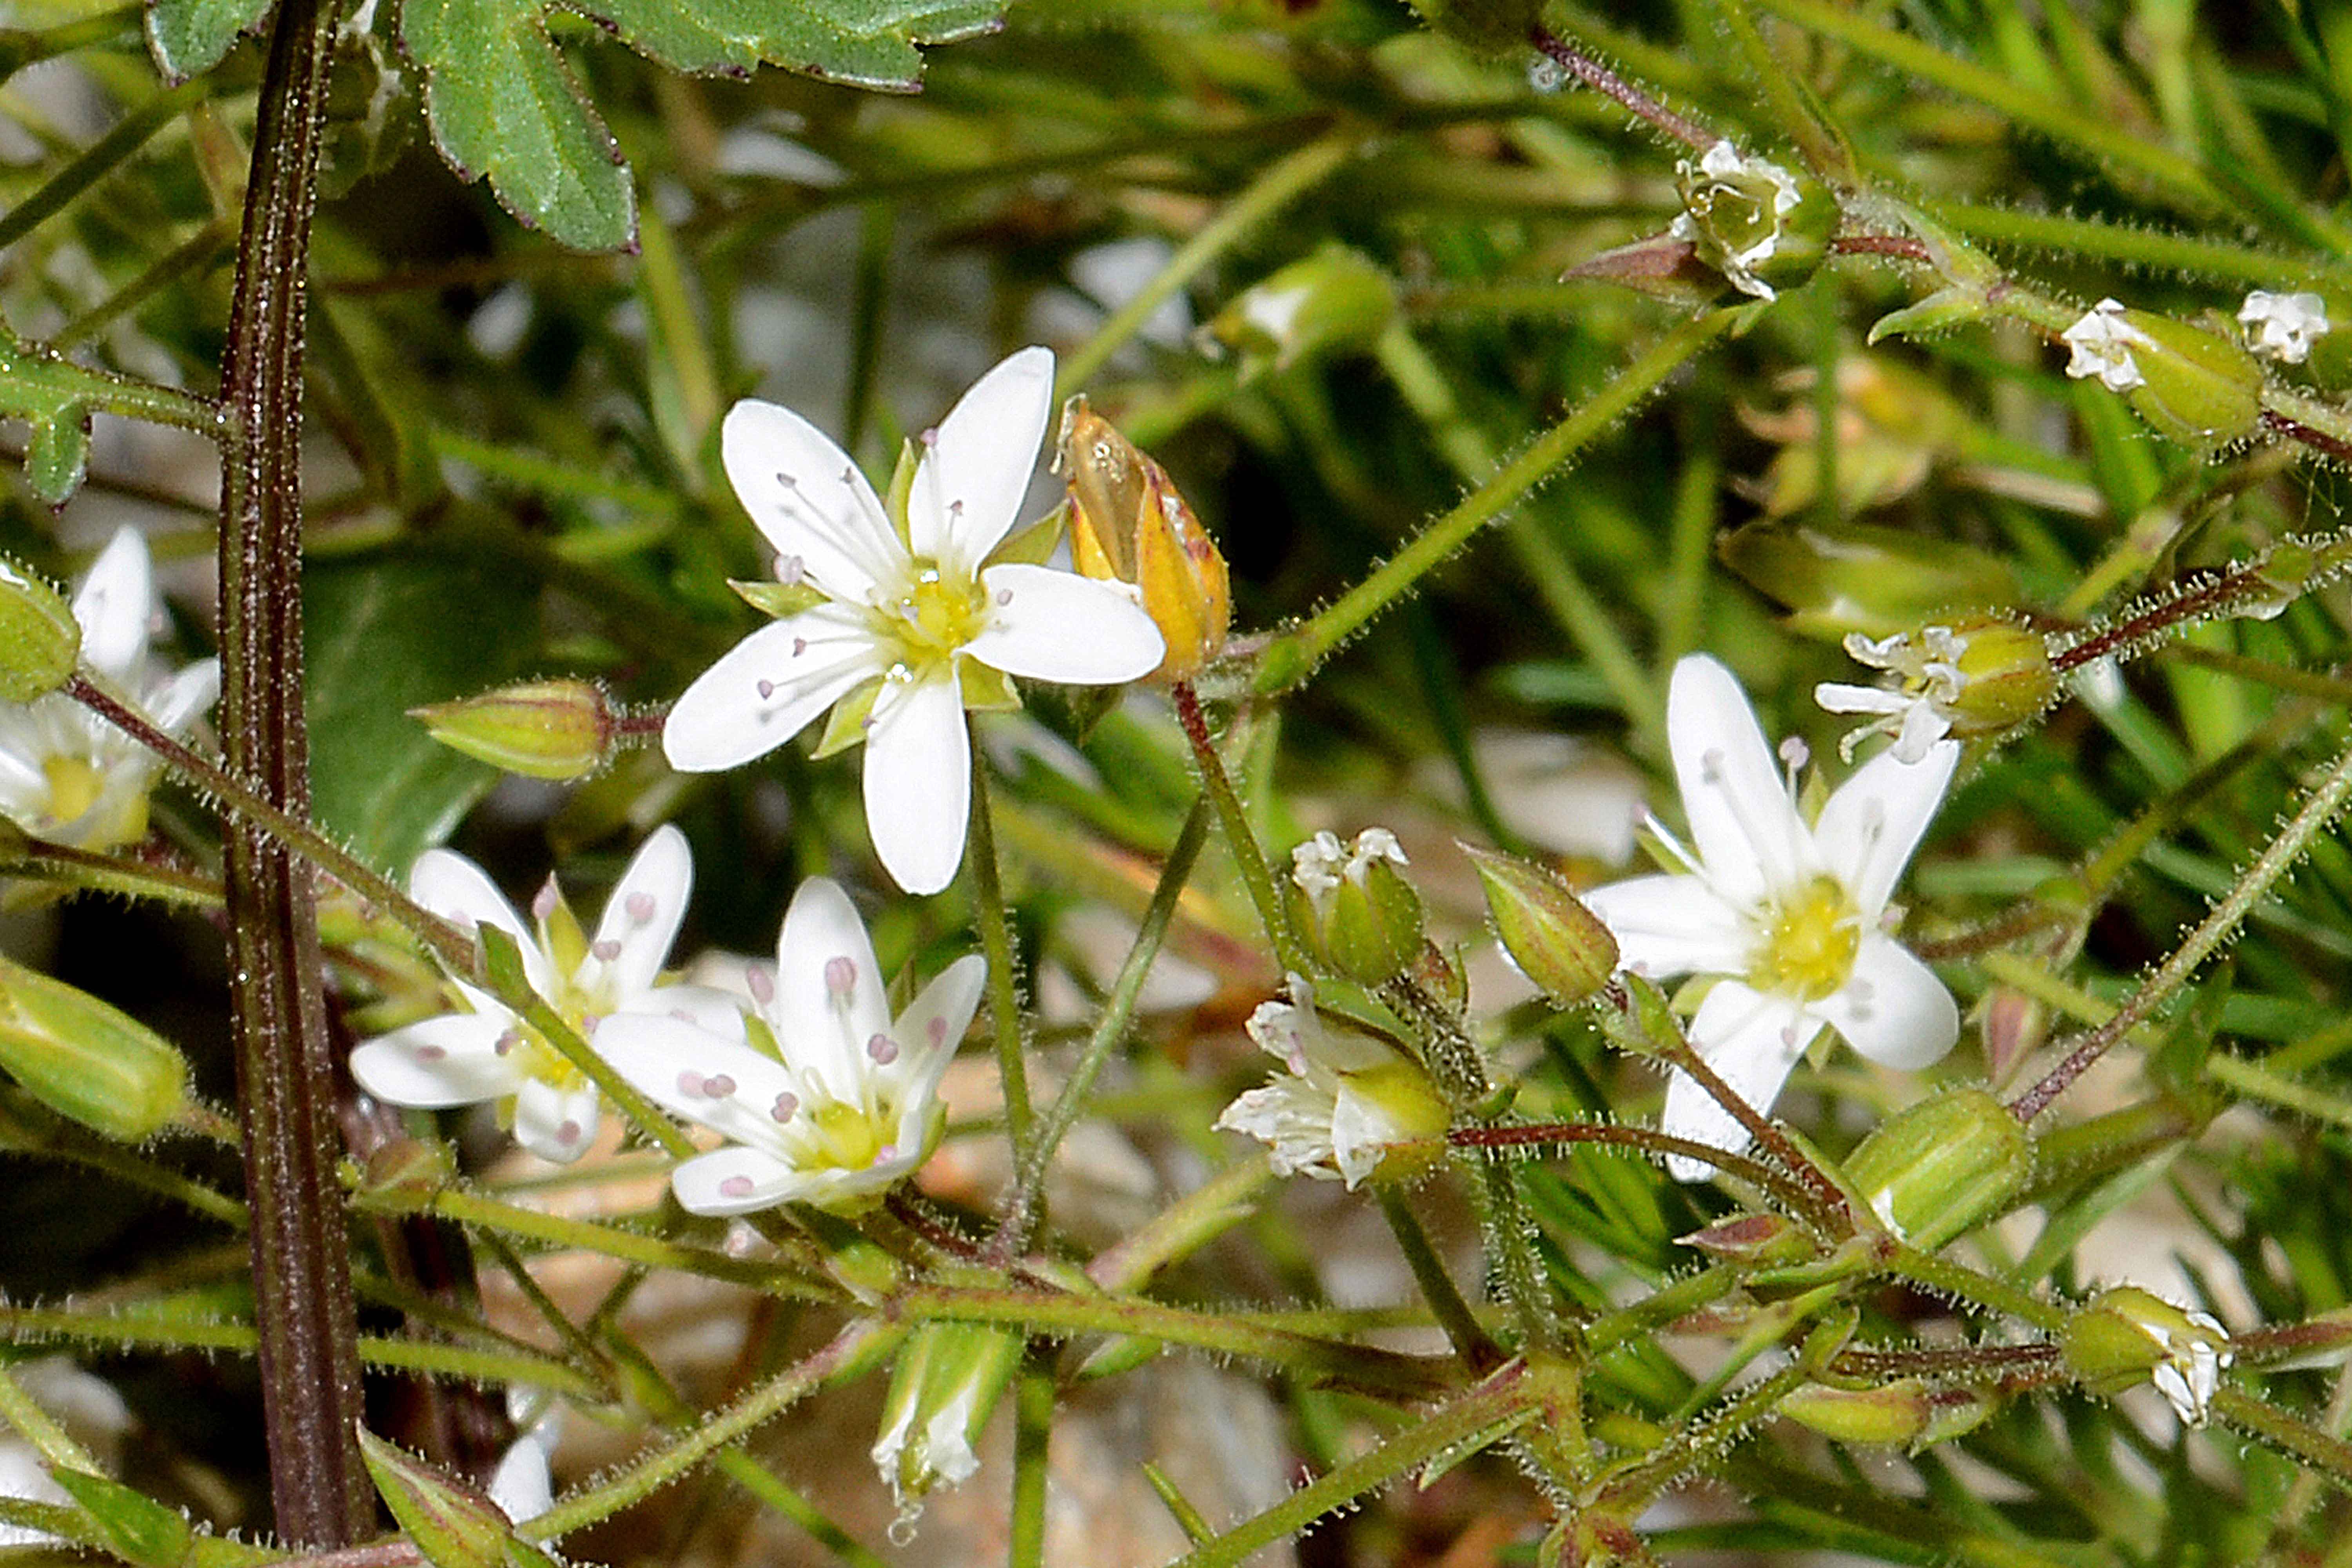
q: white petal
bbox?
[890,953,985,1106]
[1328,1077,1413,1189]
[862,673,971,897]
[411,850,533,955]
[641,983,751,1040]
[721,399,903,601]
[1666,655,1811,906]
[583,824,693,1003]
[965,565,1165,685]
[512,1078,601,1163]
[1812,738,1957,919]
[670,1145,805,1215]
[662,608,886,772]
[145,658,221,736]
[1815,935,1958,1071]
[1578,873,1751,981]
[771,875,891,1096]
[350,1014,520,1107]
[912,346,1055,572]
[1813,683,1909,717]
[592,1013,803,1149]
[1216,1078,1342,1181]
[1660,982,1811,1181]
[488,1433,554,1525]
[73,528,154,679]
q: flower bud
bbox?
[1462,844,1617,1007]
[359,1429,554,1568]
[872,1321,1024,1515]
[1196,246,1397,376]
[2061,1287,2233,1426]
[1056,399,1230,681]
[1287,829,1425,985]
[0,555,80,702]
[412,678,617,780]
[0,955,187,1141]
[1671,141,1836,301]
[1777,1378,1996,1450]
[1678,1211,1817,1266]
[1840,1087,2031,1250]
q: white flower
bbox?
[662,348,1165,895]
[350,825,730,1163]
[594,876,985,1215]
[487,1387,559,1527]
[2146,1308,2232,1428]
[1814,628,1967,763]
[1289,826,1407,913]
[2239,289,2330,365]
[0,528,219,853]
[1214,976,1448,1189]
[1582,655,1960,1179]
[2060,298,2154,392]
[1668,140,1807,301]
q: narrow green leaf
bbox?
[51,1469,192,1568]
[142,0,269,82]
[358,1430,512,1568]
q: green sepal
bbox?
[358,1428,518,1568]
[989,503,1068,568]
[0,556,79,702]
[886,437,921,552]
[1416,1403,1536,1489]
[730,579,829,619]
[959,660,1022,714]
[810,675,884,758]
[52,1469,192,1568]
[743,1011,787,1065]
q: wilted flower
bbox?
[1815,617,2058,762]
[2062,1287,2234,1428]
[2060,298,2153,392]
[870,1321,1022,1516]
[594,876,985,1215]
[1669,140,1832,301]
[0,528,219,853]
[1581,655,1960,1178]
[1215,975,1448,1188]
[350,826,729,1164]
[2239,289,2330,365]
[661,348,1165,895]
[1288,828,1425,984]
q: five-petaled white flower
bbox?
[662,348,1165,896]
[2239,290,2330,365]
[2060,298,2154,392]
[1214,976,1447,1189]
[350,825,729,1163]
[595,876,984,1215]
[1669,140,1808,301]
[0,528,219,854]
[1581,656,1960,1178]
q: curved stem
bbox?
[965,750,1036,1172]
[1172,682,1310,975]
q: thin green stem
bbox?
[993,796,1210,1259]
[1254,309,1736,694]
[1053,134,1356,399]
[965,750,1036,1171]
[1172,681,1310,975]
[0,1360,98,1472]
[1377,1187,1504,1374]
[1881,1243,2067,1334]
[52,221,231,350]
[1009,1355,1052,1568]
[2203,1054,2352,1134]
[2213,1386,2352,1498]
[0,78,209,254]
[2011,732,2352,1123]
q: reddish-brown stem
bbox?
[1528,24,1715,151]
[2049,558,2284,672]
[2262,407,2352,466]
[1829,233,1933,262]
[214,0,372,1540]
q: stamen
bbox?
[771,1092,799,1122]
[704,1074,737,1098]
[867,1033,899,1065]
[590,938,622,962]
[1778,735,1808,798]
[414,1044,446,1062]
[873,1144,898,1165]
[495,1030,519,1056]
[746,965,776,1005]
[927,1015,948,1045]
[556,1120,582,1147]
[776,553,805,584]
[1700,747,1726,786]
[825,956,857,998]
[793,637,808,657]
[677,1070,706,1096]
[626,892,656,923]
[996,588,1013,606]
[531,878,561,921]
[757,679,776,699]
[719,1175,756,1199]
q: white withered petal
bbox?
[2238,289,2330,365]
[2060,298,2154,392]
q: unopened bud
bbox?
[1056,399,1229,681]
[1462,844,1616,1007]
[412,678,617,780]
[0,556,80,702]
[1777,1378,1996,1450]
[0,955,187,1141]
[2061,1287,2233,1426]
[1678,1211,1816,1266]
[872,1321,1024,1515]
[359,1429,546,1567]
[1841,1087,2031,1250]
[1287,829,1424,985]
[1196,246,1397,375]
[1671,142,1835,301]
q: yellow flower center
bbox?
[806,1097,887,1171]
[878,562,990,678]
[42,756,104,826]
[1748,875,1861,1002]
